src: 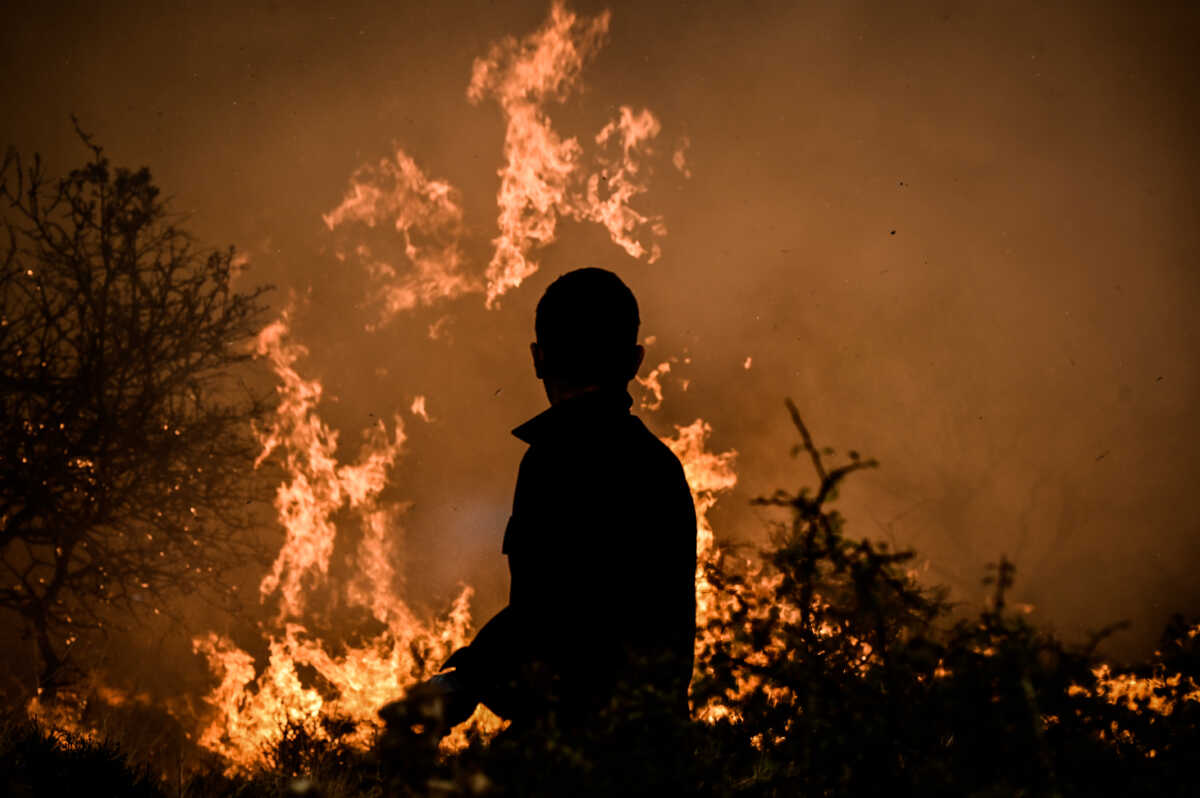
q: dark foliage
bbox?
[0,125,274,694]
[0,716,165,798]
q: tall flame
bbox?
[659,419,738,648]
[182,2,683,771]
[468,1,665,306]
[189,315,500,772]
[252,313,405,617]
[26,0,774,774]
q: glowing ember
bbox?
[410,395,432,423]
[672,136,692,179]
[635,360,672,411]
[27,678,156,747]
[1073,656,1200,716]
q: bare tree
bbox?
[0,126,273,694]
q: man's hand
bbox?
[379,671,477,738]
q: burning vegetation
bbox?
[2,3,1198,797]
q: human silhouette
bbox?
[384,268,697,751]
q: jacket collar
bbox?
[512,388,634,445]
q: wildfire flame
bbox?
[635,360,672,411]
[1073,659,1200,716]
[184,315,504,771]
[252,313,405,617]
[20,2,751,766]
[660,419,738,652]
[410,395,432,423]
[323,149,478,328]
[28,1,1197,783]
[319,0,670,323]
[187,321,742,771]
[175,1,680,772]
[468,1,665,306]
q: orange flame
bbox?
[410,395,432,423]
[636,363,747,720]
[661,416,782,723]
[1073,655,1200,716]
[323,148,479,326]
[586,106,666,263]
[184,3,682,770]
[468,2,665,306]
[189,314,502,772]
[635,360,672,411]
[253,313,407,618]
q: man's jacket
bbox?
[444,388,697,728]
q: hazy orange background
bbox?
[3,0,1198,658]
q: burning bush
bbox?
[371,401,1199,797]
[684,402,1200,797]
[216,403,1200,797]
[7,393,1199,797]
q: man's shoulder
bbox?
[625,414,676,453]
[518,414,685,480]
[625,416,691,483]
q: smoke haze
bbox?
[3,0,1198,659]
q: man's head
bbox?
[532,268,644,403]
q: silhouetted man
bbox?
[393,268,697,743]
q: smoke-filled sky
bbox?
[3,0,1198,657]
